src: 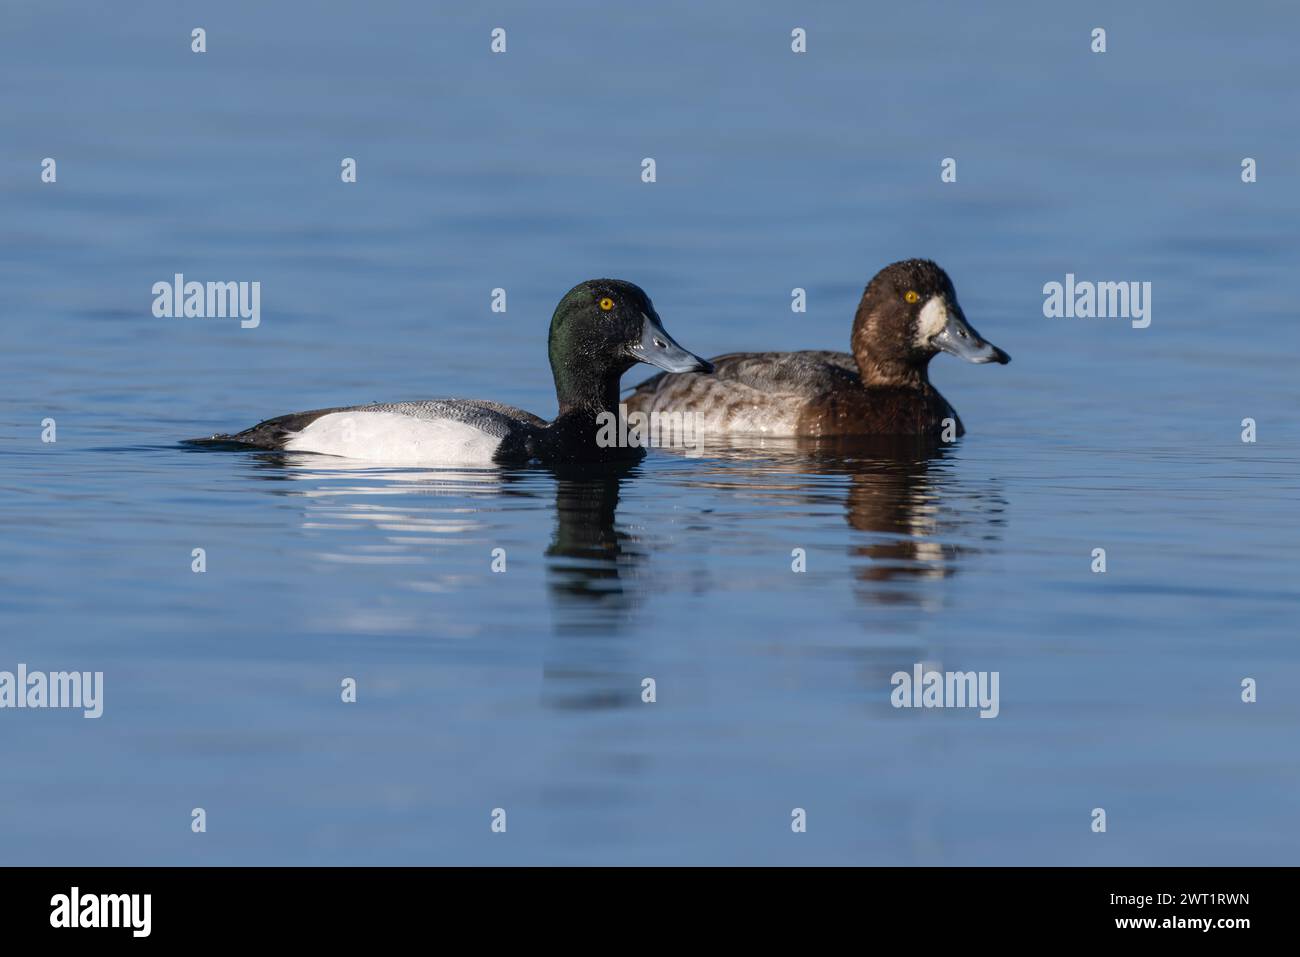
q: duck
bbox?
[192,279,713,466]
[624,259,1009,438]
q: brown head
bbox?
[850,259,1009,387]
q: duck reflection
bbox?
[216,450,649,707]
[684,434,1008,608]
[218,450,647,632]
[813,435,1006,606]
[198,433,1005,654]
[540,462,649,711]
[544,462,644,628]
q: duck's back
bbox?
[699,350,861,392]
[625,350,958,437]
[624,350,852,434]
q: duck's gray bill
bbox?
[630,313,714,374]
[934,309,1010,365]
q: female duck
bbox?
[198,279,712,465]
[625,259,1009,437]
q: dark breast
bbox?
[796,386,963,437]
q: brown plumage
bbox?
[625,259,1009,438]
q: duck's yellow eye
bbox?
[904,290,920,304]
[599,297,614,312]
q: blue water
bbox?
[2,1,1298,865]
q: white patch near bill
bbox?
[915,296,948,347]
[283,412,502,465]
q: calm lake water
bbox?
[2,1,1297,865]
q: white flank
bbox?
[282,412,502,465]
[694,403,802,435]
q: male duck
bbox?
[625,259,1009,437]
[197,279,712,465]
